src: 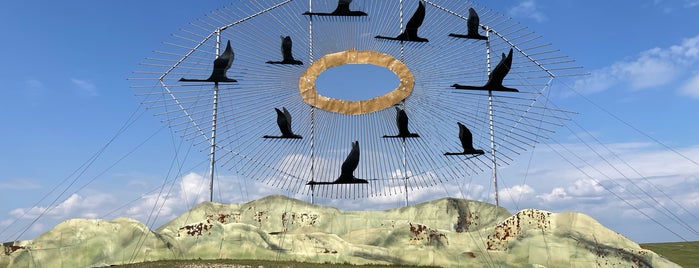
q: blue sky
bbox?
[1,0,698,244]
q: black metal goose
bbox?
[179,40,237,83]
[452,48,518,92]
[383,107,420,139]
[444,122,485,156]
[449,8,488,40]
[375,1,428,42]
[307,141,368,185]
[266,36,303,65]
[303,0,367,16]
[263,107,302,139]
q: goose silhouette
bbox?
[375,1,428,42]
[303,0,367,17]
[266,36,303,65]
[383,107,420,139]
[444,122,485,156]
[263,107,302,139]
[452,48,518,92]
[179,40,237,83]
[307,141,367,185]
[449,8,488,40]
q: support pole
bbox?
[485,28,499,206]
[208,31,222,203]
[403,105,409,207]
[399,0,409,207]
[308,0,316,204]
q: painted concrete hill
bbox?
[1,195,680,267]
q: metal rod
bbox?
[399,0,408,206]
[485,28,499,207]
[308,0,315,204]
[208,31,221,203]
[403,103,409,207]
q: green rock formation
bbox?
[1,195,680,267]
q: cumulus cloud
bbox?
[537,187,570,202]
[9,192,115,221]
[508,0,547,22]
[567,178,605,197]
[499,184,535,202]
[572,35,699,97]
[4,143,698,242]
[125,172,208,221]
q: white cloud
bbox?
[0,219,13,228]
[611,48,679,89]
[9,193,115,220]
[680,72,699,97]
[24,79,43,89]
[567,178,605,197]
[682,191,699,209]
[0,179,41,190]
[508,0,547,22]
[125,172,208,221]
[70,78,98,96]
[499,184,535,202]
[572,35,699,96]
[537,187,569,202]
[648,0,699,12]
[4,143,698,242]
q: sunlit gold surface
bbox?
[299,49,414,115]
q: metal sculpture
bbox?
[444,122,485,156]
[263,107,302,139]
[375,1,428,42]
[449,8,488,40]
[383,107,420,139]
[307,141,367,185]
[266,36,303,65]
[179,40,237,83]
[134,1,581,200]
[303,0,367,17]
[452,48,519,92]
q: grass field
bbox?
[641,241,699,268]
[114,241,698,268]
[114,259,439,268]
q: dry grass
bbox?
[113,259,439,268]
[641,241,699,267]
[113,241,699,268]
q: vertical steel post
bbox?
[485,29,499,206]
[398,0,409,207]
[308,0,316,204]
[209,30,221,203]
[403,108,408,207]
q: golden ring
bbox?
[299,49,414,115]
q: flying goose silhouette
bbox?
[449,8,488,40]
[307,141,368,185]
[266,36,303,65]
[263,107,302,139]
[375,1,428,42]
[444,122,485,156]
[179,40,237,83]
[303,0,367,16]
[452,48,518,92]
[383,107,420,139]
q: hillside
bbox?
[1,195,680,267]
